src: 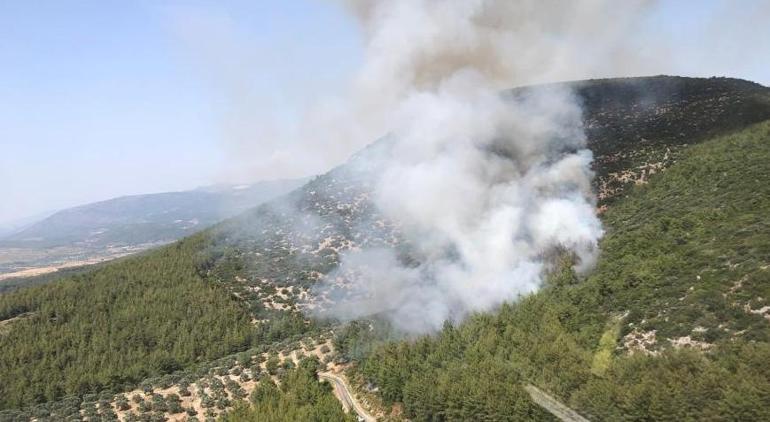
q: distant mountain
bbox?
[0,178,308,277]
[1,179,307,249]
[0,210,56,239]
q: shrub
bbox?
[115,395,130,411]
[265,355,280,375]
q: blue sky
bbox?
[1,0,768,225]
[0,0,361,224]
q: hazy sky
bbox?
[0,0,361,225]
[1,0,769,225]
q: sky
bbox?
[0,0,362,225]
[1,0,769,226]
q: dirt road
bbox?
[319,372,377,422]
[318,373,588,422]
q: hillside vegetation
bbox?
[0,76,769,420]
[222,358,355,422]
[0,237,257,409]
[344,120,770,421]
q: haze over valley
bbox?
[0,179,306,285]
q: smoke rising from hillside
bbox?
[312,0,605,333]
[172,0,770,185]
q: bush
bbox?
[115,395,130,411]
[265,355,280,375]
[137,400,151,413]
[166,394,182,414]
[168,401,183,414]
[150,393,167,413]
[237,353,251,367]
[216,397,231,410]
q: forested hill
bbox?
[0,75,769,420]
[197,75,770,304]
[345,117,770,421]
[575,76,770,205]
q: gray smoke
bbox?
[169,0,770,332]
[313,0,605,333]
[170,0,770,184]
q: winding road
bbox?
[319,372,377,422]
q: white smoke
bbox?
[169,0,770,184]
[313,0,605,333]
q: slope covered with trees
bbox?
[223,357,355,422]
[0,236,258,409]
[342,120,770,421]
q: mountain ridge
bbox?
[0,178,309,280]
[2,178,309,247]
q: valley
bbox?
[0,243,162,282]
[0,179,307,284]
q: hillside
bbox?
[572,76,770,203]
[349,119,770,421]
[0,76,769,420]
[194,76,770,314]
[0,179,306,278]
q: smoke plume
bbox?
[312,0,605,333]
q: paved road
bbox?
[319,372,377,422]
[524,384,590,422]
